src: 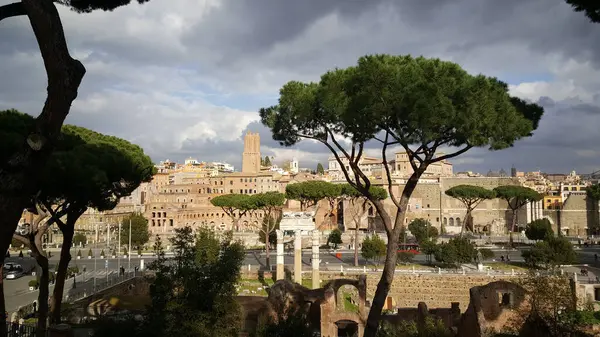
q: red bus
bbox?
[398,243,420,254]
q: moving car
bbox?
[3,263,24,280]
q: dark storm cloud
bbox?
[1,0,600,174]
[182,0,385,64]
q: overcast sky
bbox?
[1,0,599,174]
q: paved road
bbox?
[5,246,600,315]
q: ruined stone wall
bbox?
[363,177,520,233]
[367,274,516,311]
[294,272,516,312]
[561,194,594,236]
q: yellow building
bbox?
[542,195,562,210]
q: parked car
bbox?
[3,263,24,280]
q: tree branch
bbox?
[430,144,473,163]
[381,131,400,209]
[0,2,26,22]
[12,233,30,248]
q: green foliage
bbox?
[76,250,82,257]
[100,249,105,257]
[327,229,343,249]
[525,219,554,241]
[361,235,386,264]
[407,219,438,243]
[97,227,245,337]
[285,181,342,210]
[73,233,86,246]
[259,54,543,337]
[445,185,496,201]
[445,185,495,232]
[253,306,316,337]
[514,272,589,337]
[434,237,477,266]
[56,0,151,14]
[522,236,577,269]
[34,123,155,214]
[261,156,272,167]
[260,54,541,161]
[565,0,600,23]
[420,239,438,264]
[478,248,495,260]
[377,317,453,337]
[252,192,286,215]
[87,248,93,257]
[397,251,415,264]
[340,183,388,201]
[28,279,39,288]
[586,184,600,200]
[210,193,256,216]
[120,213,150,247]
[316,163,325,175]
[493,186,542,211]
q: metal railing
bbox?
[65,271,141,303]
[6,322,38,337]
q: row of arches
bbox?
[443,217,461,227]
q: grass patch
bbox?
[485,262,529,271]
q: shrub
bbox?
[88,248,93,257]
[28,279,39,288]
[397,251,416,264]
[77,250,82,258]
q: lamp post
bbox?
[128,218,132,272]
[118,221,121,278]
[93,221,97,293]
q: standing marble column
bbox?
[312,230,320,289]
[294,230,302,283]
[276,230,284,280]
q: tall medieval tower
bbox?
[242,131,261,173]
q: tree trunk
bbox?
[265,232,271,270]
[363,173,421,337]
[0,0,86,307]
[32,252,49,337]
[511,209,517,233]
[50,227,73,324]
[354,229,359,267]
[233,218,239,232]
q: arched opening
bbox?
[443,217,448,226]
[449,218,454,227]
[456,217,461,228]
[336,320,359,337]
[336,285,360,313]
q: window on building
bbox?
[163,212,167,217]
[230,181,233,185]
[240,189,243,193]
[220,181,223,185]
[169,219,174,226]
[426,204,430,208]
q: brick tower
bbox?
[242,132,261,173]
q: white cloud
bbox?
[1,0,600,174]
